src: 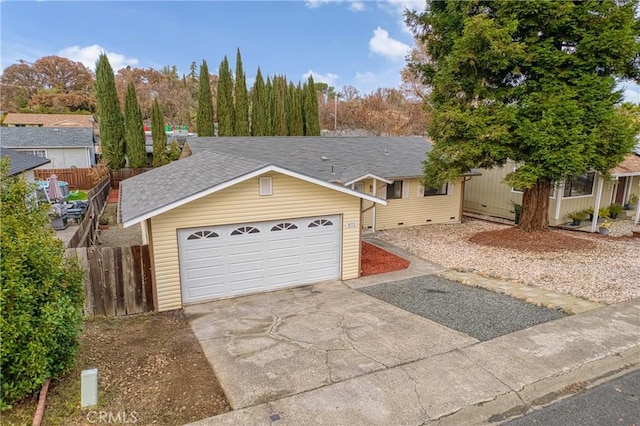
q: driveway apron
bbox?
[185,280,478,409]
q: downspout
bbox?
[372,178,377,233]
[553,181,563,223]
[590,174,605,233]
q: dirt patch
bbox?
[97,203,143,247]
[3,312,230,425]
[361,241,410,276]
[469,227,595,252]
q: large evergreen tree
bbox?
[151,99,168,167]
[234,48,250,136]
[408,0,639,232]
[265,76,274,136]
[124,82,147,168]
[303,75,321,136]
[272,75,288,136]
[196,60,215,136]
[251,68,268,136]
[287,81,304,136]
[95,53,126,168]
[217,56,234,136]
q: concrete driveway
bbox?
[185,280,478,409]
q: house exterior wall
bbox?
[18,147,94,169]
[360,178,462,230]
[464,162,618,226]
[149,172,362,311]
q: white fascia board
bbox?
[344,173,393,186]
[612,172,640,177]
[122,164,387,227]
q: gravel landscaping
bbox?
[378,218,640,304]
[360,275,565,341]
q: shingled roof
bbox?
[0,127,94,148]
[3,113,94,128]
[0,147,51,176]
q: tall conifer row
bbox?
[196,60,215,136]
[217,56,234,136]
[287,82,304,136]
[251,68,268,136]
[151,99,169,167]
[234,49,250,136]
[265,76,273,136]
[124,82,147,167]
[95,53,126,168]
[272,75,288,136]
[303,75,321,136]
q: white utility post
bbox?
[590,174,605,233]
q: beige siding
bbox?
[361,178,462,230]
[150,172,362,311]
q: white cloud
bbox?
[355,71,377,84]
[306,0,365,11]
[369,27,410,61]
[58,45,139,72]
[305,0,331,8]
[619,82,640,104]
[349,1,365,12]
[302,70,339,86]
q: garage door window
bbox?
[187,230,219,240]
[231,226,260,236]
[271,222,298,231]
[308,219,333,228]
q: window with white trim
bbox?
[231,226,260,236]
[259,177,272,195]
[386,181,403,199]
[308,219,333,228]
[423,184,448,196]
[354,182,365,193]
[186,230,219,240]
[563,172,595,197]
[18,149,47,158]
[271,222,298,231]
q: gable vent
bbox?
[259,177,273,196]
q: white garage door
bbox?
[178,215,341,303]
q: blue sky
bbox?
[1,0,639,102]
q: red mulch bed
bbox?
[469,227,595,252]
[361,241,410,276]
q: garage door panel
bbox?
[179,215,341,303]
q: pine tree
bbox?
[217,56,234,136]
[287,82,304,136]
[151,99,168,167]
[303,75,321,136]
[124,82,147,168]
[272,75,287,136]
[265,76,273,136]
[95,53,126,168]
[250,67,268,136]
[196,60,215,136]
[234,48,250,136]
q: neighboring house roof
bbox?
[0,147,51,175]
[3,113,94,128]
[611,153,640,176]
[187,136,434,183]
[119,149,386,226]
[0,127,94,148]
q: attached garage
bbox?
[178,215,341,303]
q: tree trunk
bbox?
[518,179,551,232]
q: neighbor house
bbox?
[3,112,95,128]
[119,136,475,311]
[464,149,640,226]
[0,147,51,182]
[0,127,96,169]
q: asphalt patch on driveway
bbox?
[359,275,565,341]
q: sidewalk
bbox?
[188,297,639,425]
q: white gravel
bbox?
[377,218,640,304]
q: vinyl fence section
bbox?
[34,168,95,190]
[68,245,154,317]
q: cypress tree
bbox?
[234,48,250,136]
[303,75,321,136]
[251,67,268,136]
[124,82,147,168]
[272,75,287,136]
[287,82,304,136]
[151,99,168,167]
[217,56,234,136]
[196,60,215,136]
[265,76,273,136]
[95,53,126,168]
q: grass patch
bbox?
[66,191,88,201]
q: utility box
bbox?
[81,368,98,408]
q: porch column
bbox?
[590,174,605,233]
[372,178,377,232]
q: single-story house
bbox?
[3,112,95,128]
[0,127,96,169]
[464,150,640,227]
[119,136,474,311]
[0,147,51,181]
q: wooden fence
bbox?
[34,167,95,190]
[66,175,110,248]
[68,245,154,317]
[109,168,153,188]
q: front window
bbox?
[19,149,46,158]
[424,184,447,196]
[386,181,403,199]
[563,172,595,197]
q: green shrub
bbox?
[598,207,610,218]
[0,159,84,410]
[566,209,588,221]
[608,203,623,217]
